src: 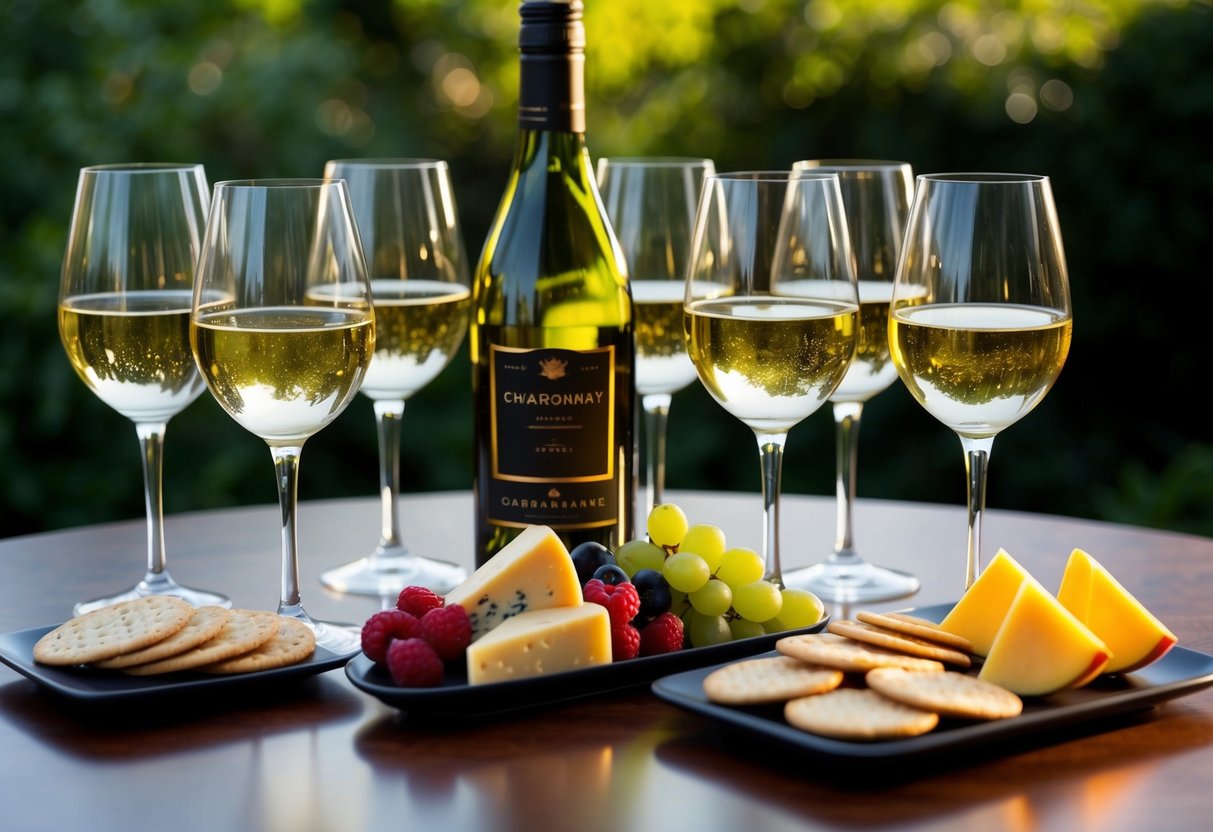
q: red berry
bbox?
[386,637,445,687]
[397,585,444,617]
[360,609,420,664]
[611,622,641,661]
[419,604,472,662]
[639,612,685,656]
[584,579,641,629]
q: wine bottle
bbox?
[471,0,635,567]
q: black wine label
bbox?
[487,344,617,529]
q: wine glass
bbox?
[684,171,858,586]
[318,159,470,597]
[58,163,233,615]
[888,173,1072,591]
[781,159,921,603]
[596,156,715,523]
[190,178,375,653]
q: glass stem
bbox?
[830,400,863,565]
[374,399,407,557]
[270,444,306,617]
[959,435,995,590]
[755,430,788,588]
[135,421,170,582]
[641,393,672,520]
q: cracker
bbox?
[784,687,939,740]
[93,606,231,669]
[32,595,194,666]
[828,620,972,668]
[857,611,973,654]
[776,632,945,673]
[866,667,1023,720]
[200,616,316,674]
[703,655,844,705]
[123,609,279,675]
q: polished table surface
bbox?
[2,490,1212,832]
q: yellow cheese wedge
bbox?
[979,577,1110,696]
[445,525,583,641]
[939,548,1032,657]
[466,604,612,685]
[1057,548,1177,674]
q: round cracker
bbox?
[828,620,972,668]
[856,611,973,653]
[784,687,939,740]
[32,595,194,666]
[123,609,279,675]
[93,606,231,669]
[200,616,316,674]
[703,655,844,705]
[776,632,945,673]
[866,667,1023,720]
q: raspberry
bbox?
[386,637,445,687]
[396,585,444,618]
[584,578,641,628]
[639,612,685,656]
[360,609,420,664]
[611,622,641,661]
[419,604,472,662]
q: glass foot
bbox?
[319,548,468,597]
[782,559,920,605]
[73,573,232,616]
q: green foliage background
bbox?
[2,0,1211,540]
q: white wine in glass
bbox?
[782,159,921,604]
[685,171,858,587]
[58,163,232,616]
[318,159,470,598]
[596,157,715,523]
[191,178,375,653]
[889,172,1072,592]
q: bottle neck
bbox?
[518,36,585,134]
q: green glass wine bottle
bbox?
[471,0,635,567]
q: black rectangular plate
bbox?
[346,615,830,717]
[0,624,357,703]
[650,602,1213,761]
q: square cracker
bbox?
[32,595,194,666]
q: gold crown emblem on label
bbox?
[547,487,561,498]
[538,356,567,380]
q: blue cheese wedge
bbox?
[466,604,612,684]
[444,525,584,641]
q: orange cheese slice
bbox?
[938,548,1032,657]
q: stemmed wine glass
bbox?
[889,173,1072,592]
[58,163,232,615]
[596,157,715,523]
[781,159,921,603]
[684,171,858,586]
[190,179,375,653]
[318,159,470,597]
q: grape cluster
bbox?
[571,502,825,653]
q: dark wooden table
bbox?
[2,491,1212,832]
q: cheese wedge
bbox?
[979,577,1110,696]
[445,525,584,641]
[1057,548,1177,674]
[938,548,1032,657]
[466,604,612,685]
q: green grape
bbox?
[728,617,766,640]
[716,547,765,589]
[688,578,732,617]
[771,587,824,630]
[647,503,689,552]
[680,523,727,572]
[687,610,732,647]
[615,538,666,577]
[669,588,688,615]
[732,579,783,623]
[663,550,710,593]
